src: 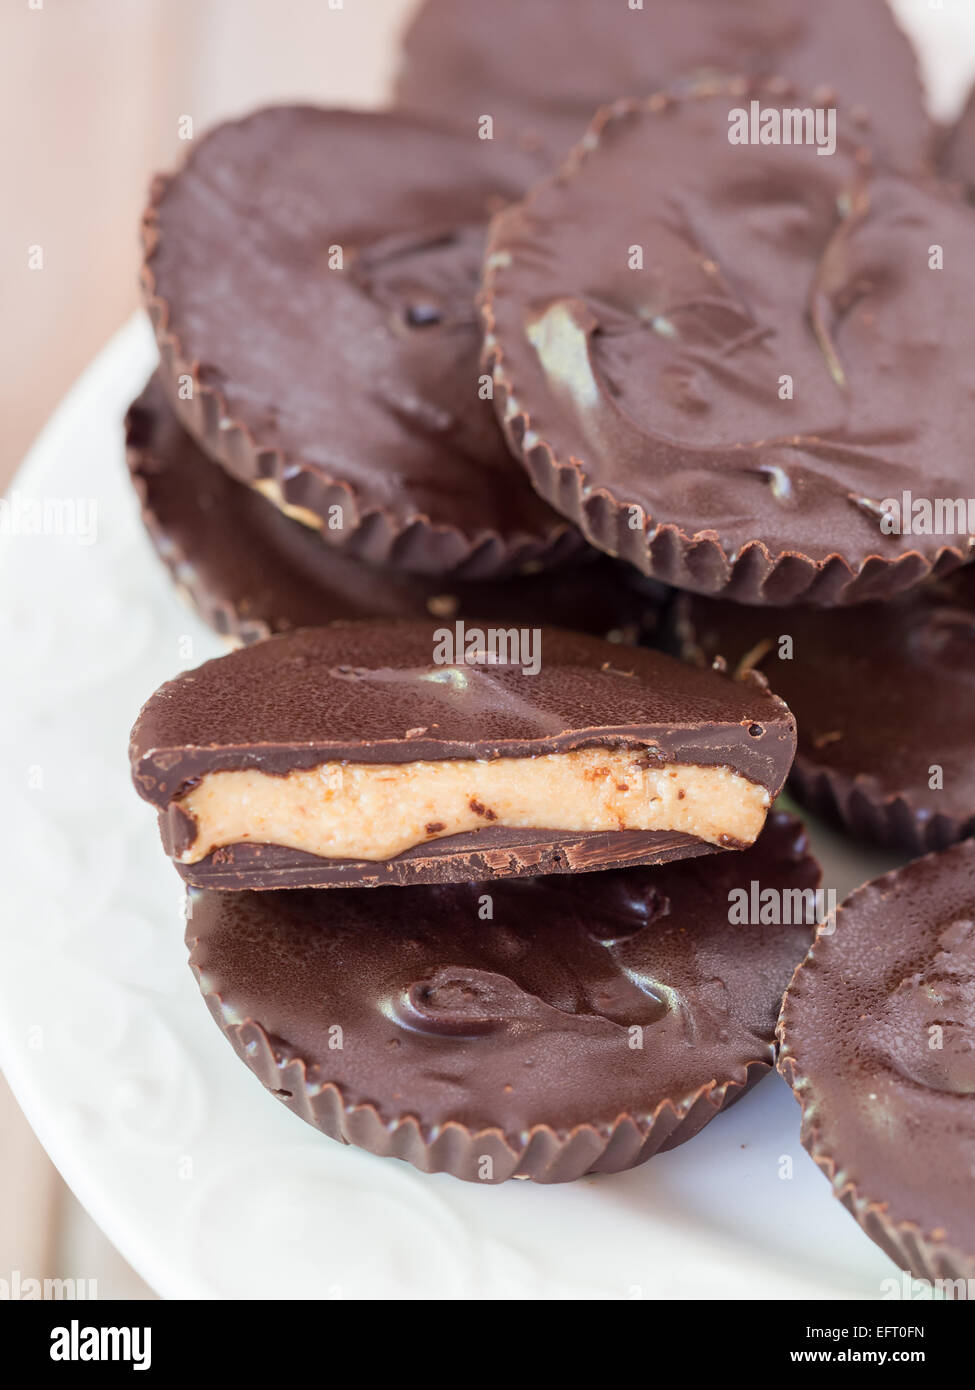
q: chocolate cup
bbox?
[141,106,579,580]
[785,761,971,861]
[189,812,819,1183]
[778,842,975,1284]
[673,568,975,855]
[129,620,797,889]
[481,80,974,606]
[395,0,933,175]
[126,374,670,647]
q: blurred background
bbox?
[1,0,416,1300]
[2,0,974,1301]
[0,0,416,490]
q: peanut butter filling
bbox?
[252,478,325,532]
[176,747,770,864]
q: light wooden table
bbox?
[1,0,415,1298]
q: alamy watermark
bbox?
[50,1320,151,1371]
[876,491,975,537]
[432,621,541,676]
[0,491,98,545]
[0,1268,97,1299]
[728,100,837,157]
[882,1271,975,1301]
[728,881,837,926]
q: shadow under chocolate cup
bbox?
[141,105,579,580]
[673,569,975,855]
[188,812,819,1183]
[480,80,974,606]
[778,841,975,1285]
[125,374,671,648]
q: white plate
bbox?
[3,2,975,1296]
[0,316,912,1301]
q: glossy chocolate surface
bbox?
[779,840,975,1278]
[130,619,796,888]
[142,106,575,577]
[130,619,796,802]
[190,812,818,1180]
[482,84,973,603]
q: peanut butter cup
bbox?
[481,82,974,604]
[126,375,669,647]
[779,841,975,1283]
[189,812,818,1182]
[129,620,796,889]
[142,106,576,578]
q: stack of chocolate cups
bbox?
[127,1,975,1284]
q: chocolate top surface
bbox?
[942,84,975,197]
[126,375,668,646]
[482,84,975,595]
[395,0,931,172]
[779,839,975,1256]
[190,812,817,1136]
[142,106,571,570]
[129,620,795,807]
[677,566,975,824]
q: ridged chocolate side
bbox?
[788,761,975,860]
[189,812,818,1182]
[481,81,973,605]
[141,106,580,579]
[200,1007,773,1183]
[125,375,670,648]
[673,568,975,853]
